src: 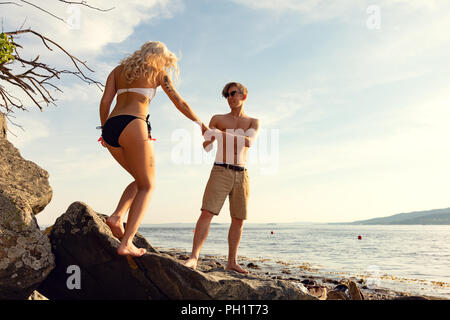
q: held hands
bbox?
[194,120,217,152]
[201,122,210,136]
[202,127,223,152]
[194,120,210,136]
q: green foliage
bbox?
[0,33,16,64]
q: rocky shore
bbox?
[153,248,446,301]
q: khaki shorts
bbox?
[201,165,250,220]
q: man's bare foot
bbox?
[106,215,125,239]
[226,263,249,274]
[183,257,198,270]
[117,242,146,257]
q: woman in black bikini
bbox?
[99,41,208,257]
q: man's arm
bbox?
[244,118,260,147]
[203,117,260,151]
[222,118,260,148]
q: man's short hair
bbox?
[222,82,248,98]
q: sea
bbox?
[139,223,450,299]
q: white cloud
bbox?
[3,0,183,57]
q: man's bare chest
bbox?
[216,117,252,132]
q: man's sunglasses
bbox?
[224,90,241,98]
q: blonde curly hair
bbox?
[119,41,179,84]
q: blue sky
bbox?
[4,0,450,225]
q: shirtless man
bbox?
[183,82,260,274]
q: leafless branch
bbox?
[0,2,22,6]
[57,0,114,12]
[19,0,65,22]
[0,0,115,25]
[0,28,104,113]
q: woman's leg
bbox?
[106,182,137,238]
[116,118,155,256]
[105,146,138,239]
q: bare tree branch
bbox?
[19,0,65,22]
[0,28,104,113]
[0,2,22,6]
[57,0,114,12]
[0,0,113,134]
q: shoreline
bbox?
[35,224,449,300]
[156,247,449,300]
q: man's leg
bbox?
[226,217,248,274]
[184,210,215,269]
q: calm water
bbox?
[140,223,450,298]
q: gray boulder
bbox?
[38,201,316,300]
[0,136,54,299]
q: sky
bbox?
[2,0,450,226]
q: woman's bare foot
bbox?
[106,215,125,239]
[226,263,249,274]
[183,257,198,270]
[117,241,147,257]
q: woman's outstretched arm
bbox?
[159,72,208,134]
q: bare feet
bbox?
[106,215,125,239]
[117,242,147,257]
[183,257,198,270]
[226,263,249,274]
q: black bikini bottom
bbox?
[102,114,151,147]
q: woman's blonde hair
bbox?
[119,41,179,84]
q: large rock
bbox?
[39,202,316,300]
[0,136,55,299]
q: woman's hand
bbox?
[193,120,210,135]
[201,122,210,135]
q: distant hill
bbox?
[348,208,450,225]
